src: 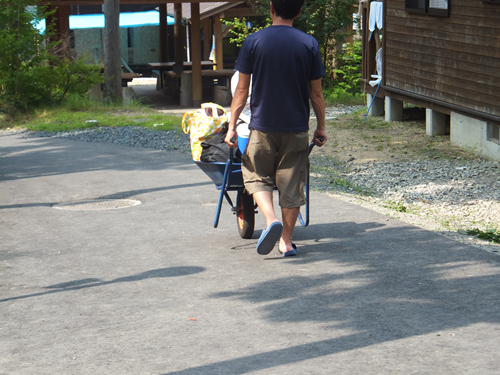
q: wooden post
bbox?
[204,18,211,61]
[361,2,376,81]
[159,4,169,62]
[46,5,71,57]
[374,31,381,54]
[214,14,223,69]
[103,0,122,103]
[191,3,202,107]
[173,3,184,75]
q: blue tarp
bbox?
[35,11,175,33]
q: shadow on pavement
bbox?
[161,222,500,374]
[0,267,205,303]
[0,135,192,182]
[0,181,212,210]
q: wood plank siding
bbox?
[381,0,500,120]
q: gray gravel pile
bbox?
[309,154,500,255]
[28,126,192,153]
[349,159,500,206]
[311,156,500,224]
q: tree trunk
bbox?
[191,2,202,108]
[103,0,122,104]
[173,3,184,75]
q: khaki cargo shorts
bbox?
[241,128,309,208]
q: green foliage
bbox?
[382,200,408,213]
[459,228,500,244]
[223,2,363,106]
[333,40,362,94]
[295,0,359,62]
[323,40,363,105]
[323,86,365,106]
[222,17,271,47]
[0,0,103,114]
[21,106,181,133]
[248,0,359,75]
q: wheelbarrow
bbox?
[194,138,321,239]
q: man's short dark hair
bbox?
[271,0,304,20]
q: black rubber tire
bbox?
[236,190,255,239]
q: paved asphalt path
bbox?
[1,133,500,374]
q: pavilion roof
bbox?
[39,0,243,5]
[167,1,245,20]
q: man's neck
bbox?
[272,16,294,27]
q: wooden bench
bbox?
[178,70,235,106]
[121,73,141,87]
[162,69,235,105]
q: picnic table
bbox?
[148,61,216,72]
[174,69,235,106]
[148,61,216,91]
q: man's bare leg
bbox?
[253,191,280,228]
[279,207,300,253]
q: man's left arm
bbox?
[310,78,327,146]
[225,73,251,148]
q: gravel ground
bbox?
[3,104,499,255]
[26,126,192,153]
[309,155,500,256]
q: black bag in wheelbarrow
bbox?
[200,126,241,163]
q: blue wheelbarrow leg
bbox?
[298,138,322,227]
[298,163,310,227]
[214,148,234,228]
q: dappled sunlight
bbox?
[425,261,500,280]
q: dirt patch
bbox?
[312,107,480,164]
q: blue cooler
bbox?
[237,123,250,156]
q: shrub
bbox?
[0,1,103,114]
[333,40,362,95]
[323,40,364,105]
[222,17,271,47]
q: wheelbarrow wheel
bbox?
[236,190,255,239]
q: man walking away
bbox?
[225,0,327,257]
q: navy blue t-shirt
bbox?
[235,25,325,133]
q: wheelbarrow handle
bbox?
[214,146,235,228]
[308,136,325,154]
[299,136,324,227]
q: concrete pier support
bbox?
[122,87,136,106]
[426,109,447,136]
[180,72,192,107]
[367,94,384,116]
[450,112,500,161]
[385,96,403,122]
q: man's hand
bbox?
[225,128,238,148]
[312,128,327,147]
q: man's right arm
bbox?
[225,72,251,148]
[310,78,327,146]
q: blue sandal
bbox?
[281,243,298,257]
[256,222,283,255]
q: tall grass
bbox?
[2,94,181,133]
[324,88,366,106]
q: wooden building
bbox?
[40,0,247,107]
[361,0,500,161]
